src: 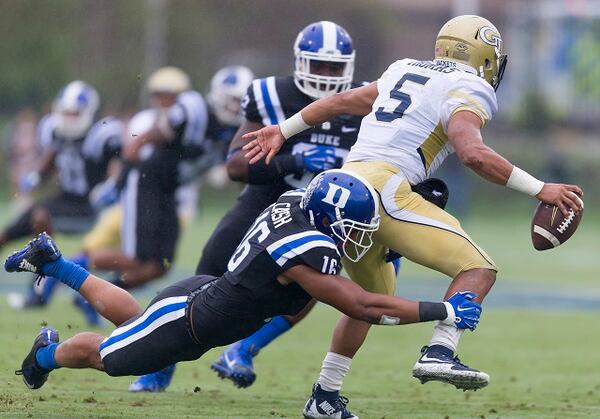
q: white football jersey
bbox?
[347,59,498,184]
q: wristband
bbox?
[279,112,311,140]
[506,166,544,196]
[442,301,456,326]
[379,315,400,325]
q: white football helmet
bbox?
[294,21,355,99]
[207,65,254,126]
[52,81,100,140]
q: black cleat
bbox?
[15,327,59,389]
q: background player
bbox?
[200,20,366,389]
[133,20,368,392]
[4,81,123,309]
[82,66,208,289]
[242,14,584,419]
[6,171,481,419]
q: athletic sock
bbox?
[317,352,352,392]
[70,252,89,270]
[238,315,292,355]
[35,343,60,371]
[41,258,90,291]
[428,321,464,353]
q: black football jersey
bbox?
[134,90,209,191]
[243,76,363,188]
[192,190,342,348]
[223,189,341,315]
[38,114,123,197]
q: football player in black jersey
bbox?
[2,81,123,308]
[192,20,372,390]
[85,67,208,290]
[7,170,481,418]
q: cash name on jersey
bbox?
[271,202,293,229]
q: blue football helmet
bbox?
[301,169,380,262]
[207,65,254,126]
[52,81,99,140]
[294,21,355,99]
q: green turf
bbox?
[0,302,599,418]
[0,192,598,417]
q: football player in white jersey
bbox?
[242,15,584,418]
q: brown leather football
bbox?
[531,202,583,250]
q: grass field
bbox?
[0,192,598,418]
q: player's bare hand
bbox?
[242,125,285,165]
[536,183,584,216]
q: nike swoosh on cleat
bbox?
[419,354,453,364]
[341,126,357,133]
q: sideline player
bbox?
[6,171,481,415]
[4,81,123,308]
[242,15,583,418]
[196,20,368,390]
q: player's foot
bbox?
[210,341,257,388]
[303,383,358,419]
[73,294,102,327]
[412,345,489,391]
[128,364,176,392]
[4,232,61,275]
[15,327,59,389]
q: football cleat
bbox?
[4,232,62,275]
[210,341,257,388]
[128,364,176,392]
[15,327,59,389]
[412,345,489,391]
[303,383,358,419]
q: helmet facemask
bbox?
[294,52,354,99]
[330,210,380,262]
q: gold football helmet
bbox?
[435,15,507,90]
[147,66,191,94]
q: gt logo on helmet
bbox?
[322,184,351,208]
[478,26,502,48]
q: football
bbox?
[531,201,583,250]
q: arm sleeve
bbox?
[37,114,57,152]
[440,75,498,132]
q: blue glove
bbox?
[19,171,40,193]
[89,179,119,211]
[302,146,337,174]
[445,291,482,331]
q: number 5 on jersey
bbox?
[375,73,430,122]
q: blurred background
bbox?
[0,2,598,417]
[0,0,598,214]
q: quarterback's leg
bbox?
[303,241,395,419]
[367,163,497,390]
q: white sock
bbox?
[317,352,352,392]
[428,321,464,352]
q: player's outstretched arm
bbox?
[243,82,378,165]
[282,264,481,329]
[448,111,583,216]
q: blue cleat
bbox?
[303,383,358,419]
[210,341,257,388]
[128,364,176,392]
[15,327,59,389]
[4,233,61,275]
[412,345,490,391]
